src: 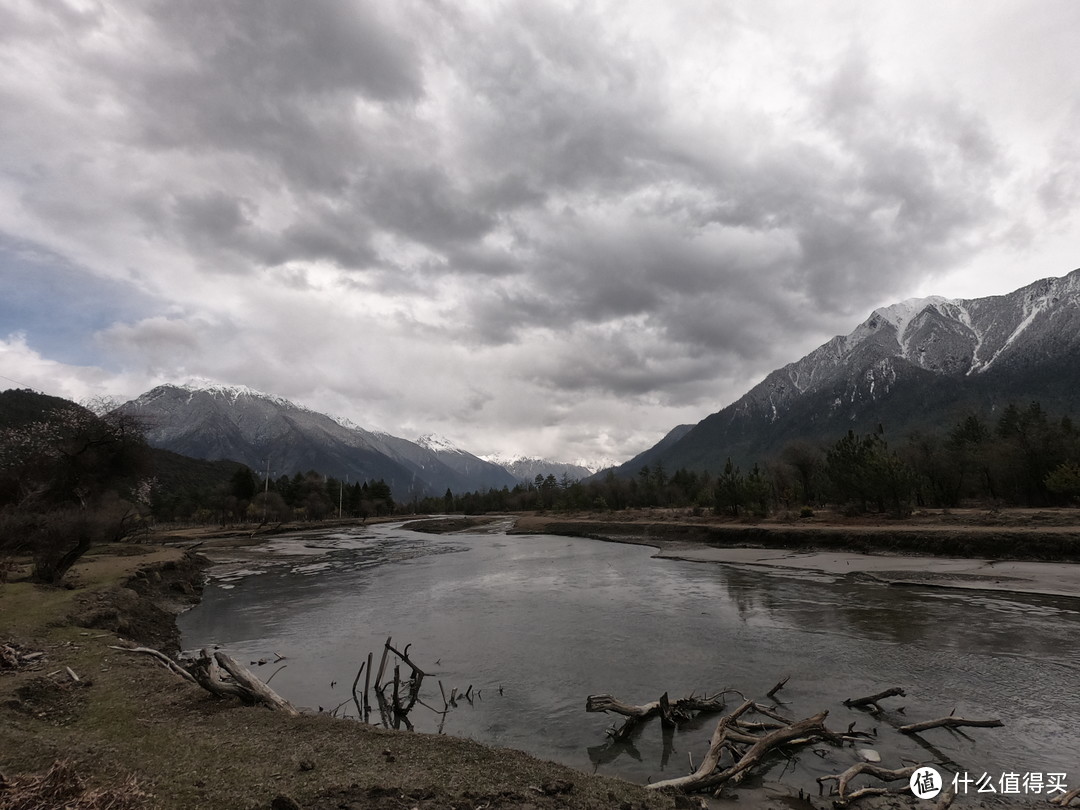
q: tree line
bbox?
[423,402,1080,518]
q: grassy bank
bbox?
[0,544,673,810]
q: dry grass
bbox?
[0,760,150,810]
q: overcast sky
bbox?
[2,1,1078,465]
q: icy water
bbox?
[179,520,1080,795]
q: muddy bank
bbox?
[402,515,506,534]
[513,512,1080,599]
[512,516,1080,561]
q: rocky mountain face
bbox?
[612,268,1080,475]
[118,384,505,498]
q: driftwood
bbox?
[648,702,830,793]
[817,763,918,801]
[898,716,1002,734]
[766,675,789,700]
[185,648,299,715]
[586,692,727,741]
[843,687,905,714]
[215,652,299,715]
[1051,787,1080,807]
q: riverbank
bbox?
[2,516,1065,809]
[511,509,1080,600]
[0,544,675,810]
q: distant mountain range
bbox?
[117,383,535,498]
[480,454,594,484]
[610,267,1080,476]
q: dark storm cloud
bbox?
[4,0,1073,462]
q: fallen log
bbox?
[214,652,299,715]
[189,648,251,703]
[586,692,727,741]
[843,688,906,714]
[898,716,1002,734]
[817,763,918,800]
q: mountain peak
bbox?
[173,379,299,410]
[415,433,464,455]
[872,296,949,341]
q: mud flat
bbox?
[513,510,1080,599]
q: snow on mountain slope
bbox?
[611,267,1080,476]
[482,454,594,484]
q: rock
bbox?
[857,747,882,762]
[540,779,573,795]
[270,795,301,810]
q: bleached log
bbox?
[898,716,1002,734]
[213,651,300,716]
[190,648,251,702]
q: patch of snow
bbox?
[179,378,299,410]
[977,290,1053,373]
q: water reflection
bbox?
[180,524,1080,793]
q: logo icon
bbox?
[910,767,943,799]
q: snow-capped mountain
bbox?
[613,268,1080,474]
[482,454,594,484]
[415,434,517,491]
[119,383,505,498]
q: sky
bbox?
[2,1,1078,466]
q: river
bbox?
[178,520,1080,797]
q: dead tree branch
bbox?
[817,763,918,801]
[586,692,727,741]
[843,688,906,714]
[648,704,829,793]
[898,717,1003,734]
[107,645,197,684]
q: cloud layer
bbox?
[2,0,1078,463]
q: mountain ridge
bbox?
[119,383,512,498]
[610,268,1080,476]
